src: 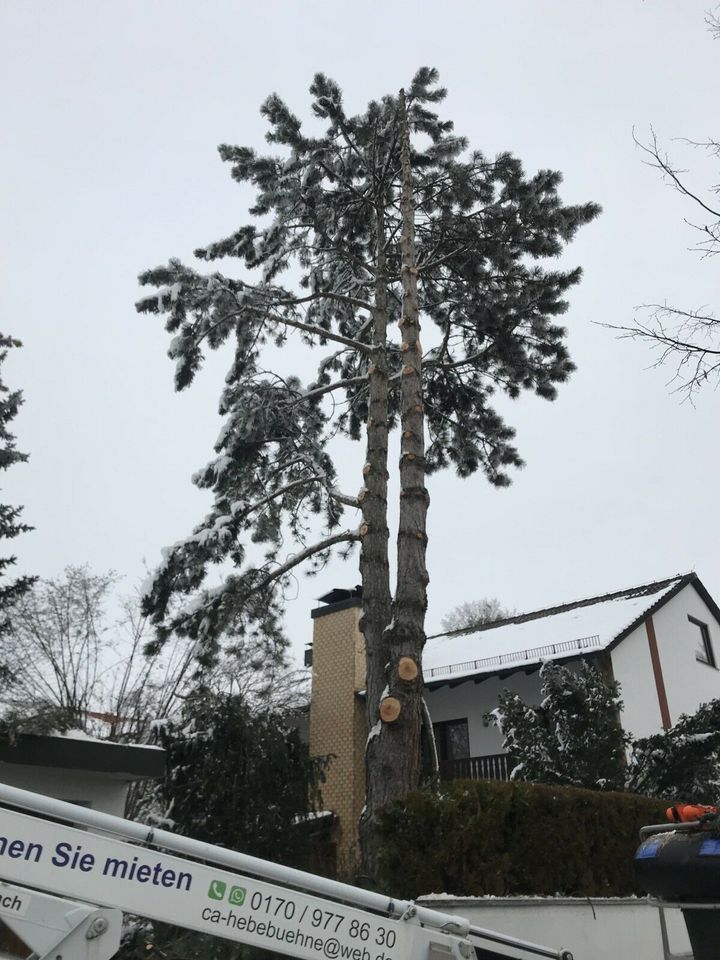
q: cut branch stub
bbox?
[379,696,401,723]
[360,523,369,537]
[402,365,414,376]
[397,656,419,682]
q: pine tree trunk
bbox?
[358,205,393,871]
[360,91,429,877]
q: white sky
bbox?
[1,0,719,667]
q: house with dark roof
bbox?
[307,573,720,864]
[422,572,720,780]
[0,732,165,816]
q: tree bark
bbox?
[360,91,429,876]
[358,204,393,870]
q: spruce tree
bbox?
[137,69,599,869]
[0,334,35,677]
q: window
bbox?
[433,718,470,763]
[689,615,716,668]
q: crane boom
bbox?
[0,785,572,960]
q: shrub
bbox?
[490,661,630,790]
[627,699,720,803]
[376,779,665,898]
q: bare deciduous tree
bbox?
[3,566,194,740]
[440,597,514,633]
[603,12,720,398]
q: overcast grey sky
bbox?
[1,0,718,665]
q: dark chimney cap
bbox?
[317,586,363,605]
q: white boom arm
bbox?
[0,785,572,960]
[0,881,122,960]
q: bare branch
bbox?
[271,290,375,314]
[328,488,359,508]
[255,528,361,594]
[297,374,368,404]
[269,312,372,354]
[424,349,488,372]
[233,477,323,520]
[600,301,720,398]
[633,127,720,221]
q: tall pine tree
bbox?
[137,69,599,869]
[0,334,35,676]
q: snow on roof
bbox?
[49,728,105,742]
[424,574,689,684]
[48,729,164,751]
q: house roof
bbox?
[0,733,166,781]
[423,572,708,689]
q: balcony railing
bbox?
[426,634,602,680]
[439,752,512,782]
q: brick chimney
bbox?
[308,587,367,870]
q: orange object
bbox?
[666,803,719,823]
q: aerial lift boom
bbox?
[0,784,572,960]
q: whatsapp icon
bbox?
[228,886,246,906]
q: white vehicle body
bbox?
[0,784,572,960]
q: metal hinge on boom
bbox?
[0,882,121,960]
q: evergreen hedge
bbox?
[376,779,666,898]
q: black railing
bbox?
[439,752,511,782]
[426,634,602,679]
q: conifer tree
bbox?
[490,661,629,790]
[0,334,35,677]
[137,69,599,868]
[152,691,324,864]
[627,698,720,803]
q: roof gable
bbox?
[424,573,698,686]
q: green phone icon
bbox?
[228,886,246,906]
[208,880,227,900]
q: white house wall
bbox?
[652,584,720,727]
[0,764,130,816]
[609,622,663,740]
[425,671,543,757]
[609,584,720,739]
